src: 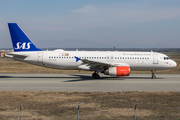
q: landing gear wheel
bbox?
[151,70,156,79]
[151,75,156,79]
[92,73,100,79]
[92,73,96,78]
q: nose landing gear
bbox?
[92,72,100,79]
[151,70,156,79]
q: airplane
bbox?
[5,23,177,79]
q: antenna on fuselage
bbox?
[114,45,116,51]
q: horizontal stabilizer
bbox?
[5,53,28,59]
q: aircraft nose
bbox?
[172,60,177,68]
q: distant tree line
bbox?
[45,48,180,52]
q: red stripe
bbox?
[116,66,129,76]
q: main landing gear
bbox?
[151,70,156,79]
[92,72,100,79]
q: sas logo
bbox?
[15,42,32,50]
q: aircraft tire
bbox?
[92,73,100,79]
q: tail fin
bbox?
[8,23,42,52]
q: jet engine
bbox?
[104,66,130,76]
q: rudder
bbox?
[8,23,42,52]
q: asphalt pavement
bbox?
[0,73,180,92]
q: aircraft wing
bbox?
[75,56,129,70]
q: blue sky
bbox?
[0,0,180,48]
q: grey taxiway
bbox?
[0,73,180,92]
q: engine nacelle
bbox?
[104,66,130,76]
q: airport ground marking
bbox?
[0,81,180,84]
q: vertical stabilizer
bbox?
[8,23,42,52]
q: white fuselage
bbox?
[6,23,177,79]
[7,51,177,71]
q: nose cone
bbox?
[172,60,177,68]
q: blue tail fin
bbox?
[8,23,42,52]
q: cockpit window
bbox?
[164,57,170,60]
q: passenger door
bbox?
[153,54,158,64]
[38,52,43,63]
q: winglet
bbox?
[75,56,81,62]
[8,23,42,52]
